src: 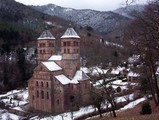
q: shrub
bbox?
[140,102,152,115]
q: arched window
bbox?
[36,81,38,86]
[37,90,39,98]
[57,99,60,104]
[40,50,42,54]
[41,90,44,99]
[63,42,67,46]
[64,49,66,53]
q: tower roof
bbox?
[38,30,55,40]
[61,27,80,39]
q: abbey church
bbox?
[28,26,91,113]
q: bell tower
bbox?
[37,30,56,63]
[61,26,80,78]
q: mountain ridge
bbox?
[30,4,131,34]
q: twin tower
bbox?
[37,27,80,78]
[28,26,91,113]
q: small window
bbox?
[47,92,49,99]
[36,81,38,86]
[57,99,60,104]
[40,50,42,54]
[64,49,66,53]
[41,82,43,87]
[43,50,45,54]
[63,42,67,46]
[39,43,42,47]
[37,91,39,98]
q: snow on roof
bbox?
[90,67,108,76]
[110,80,129,86]
[54,71,90,85]
[61,27,80,39]
[42,61,62,71]
[38,30,55,40]
[55,74,71,85]
[48,55,62,61]
[127,71,140,77]
[80,67,91,74]
[128,55,140,63]
[73,70,90,81]
[111,69,120,75]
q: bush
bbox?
[140,102,152,115]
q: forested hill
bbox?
[0,0,67,26]
[0,0,69,53]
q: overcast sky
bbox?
[15,0,148,11]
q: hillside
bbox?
[114,5,145,18]
[91,99,159,120]
[0,0,67,28]
[30,4,130,34]
[0,0,72,50]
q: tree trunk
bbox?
[109,100,117,117]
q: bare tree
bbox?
[124,0,159,106]
[90,68,117,118]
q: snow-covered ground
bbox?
[0,89,28,120]
[29,94,146,120]
[0,81,143,120]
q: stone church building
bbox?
[28,26,91,114]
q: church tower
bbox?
[37,30,56,63]
[61,27,80,78]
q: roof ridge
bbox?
[61,27,80,39]
[38,30,55,40]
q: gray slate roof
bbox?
[61,28,80,39]
[38,30,55,40]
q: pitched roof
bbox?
[55,74,71,85]
[61,27,80,39]
[48,55,62,61]
[42,61,62,71]
[38,30,55,40]
[72,70,90,81]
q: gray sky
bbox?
[15,0,148,11]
